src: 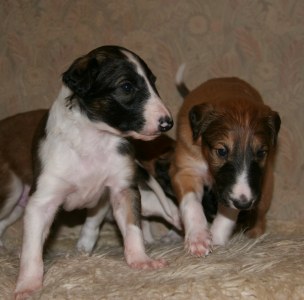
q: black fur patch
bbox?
[202,187,217,223]
[248,160,263,203]
[213,162,237,207]
[62,46,158,134]
[136,163,150,184]
[154,159,175,198]
[117,140,134,157]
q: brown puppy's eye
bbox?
[216,147,228,158]
[256,149,267,159]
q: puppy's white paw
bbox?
[210,208,238,246]
[185,228,212,257]
[15,276,42,300]
[212,231,229,246]
[160,229,182,243]
[76,236,95,254]
[15,289,37,300]
[126,253,168,270]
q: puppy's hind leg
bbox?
[111,187,167,269]
[0,173,28,247]
[140,188,181,230]
[141,219,155,244]
[77,190,111,253]
[0,205,24,248]
[0,172,24,220]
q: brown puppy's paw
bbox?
[246,225,265,239]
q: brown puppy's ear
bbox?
[62,56,99,99]
[189,103,217,141]
[267,110,281,146]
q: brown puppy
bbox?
[0,110,46,247]
[170,70,281,256]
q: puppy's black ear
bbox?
[62,56,99,98]
[189,103,217,141]
[267,110,281,146]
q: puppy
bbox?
[15,45,174,298]
[0,110,46,248]
[170,67,281,256]
[0,110,180,249]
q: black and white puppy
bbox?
[15,45,173,299]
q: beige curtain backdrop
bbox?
[0,0,303,222]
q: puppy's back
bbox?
[183,78,262,113]
[0,110,47,183]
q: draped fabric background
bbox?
[0,0,303,222]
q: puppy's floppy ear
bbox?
[62,56,99,98]
[189,103,217,141]
[267,110,281,146]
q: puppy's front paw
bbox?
[126,253,168,270]
[246,226,265,239]
[15,289,36,300]
[185,228,212,257]
[15,281,42,300]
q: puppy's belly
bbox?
[64,188,104,211]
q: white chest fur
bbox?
[37,87,134,211]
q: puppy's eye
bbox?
[216,147,228,158]
[120,82,134,94]
[256,149,267,159]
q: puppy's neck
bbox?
[49,85,122,138]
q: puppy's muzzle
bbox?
[232,195,254,210]
[158,116,174,132]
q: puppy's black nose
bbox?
[158,116,174,132]
[232,198,253,210]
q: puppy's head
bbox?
[62,45,173,140]
[189,99,281,210]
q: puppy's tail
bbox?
[176,63,190,98]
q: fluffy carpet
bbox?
[1,217,303,300]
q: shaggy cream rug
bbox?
[1,216,303,300]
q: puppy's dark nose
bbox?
[232,197,253,210]
[158,116,174,132]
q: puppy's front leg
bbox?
[15,196,59,299]
[15,177,68,299]
[246,161,274,238]
[111,187,167,269]
[171,171,212,257]
[210,204,239,246]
